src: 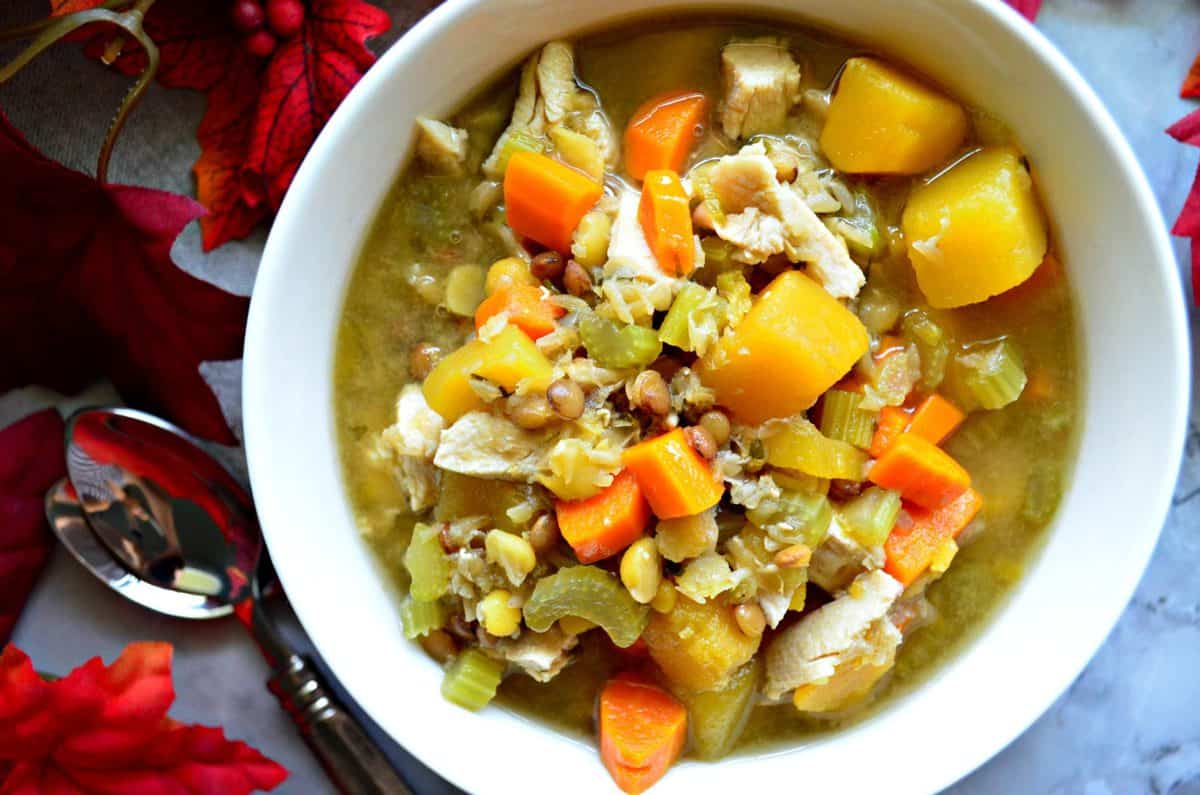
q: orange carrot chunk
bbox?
[638,170,695,275]
[906,394,965,446]
[599,676,688,795]
[624,91,708,181]
[474,285,565,340]
[869,405,911,458]
[622,428,724,519]
[885,488,982,585]
[504,151,602,252]
[556,470,651,564]
[868,433,969,509]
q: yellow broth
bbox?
[334,17,1077,754]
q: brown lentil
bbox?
[733,603,767,637]
[546,378,585,420]
[527,513,561,555]
[563,259,593,296]
[530,250,565,282]
[698,410,732,446]
[684,425,717,459]
[408,342,441,380]
[418,629,458,663]
[506,393,555,429]
[631,370,670,416]
[829,478,864,501]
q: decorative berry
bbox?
[230,0,265,33]
[243,28,278,58]
[266,0,306,39]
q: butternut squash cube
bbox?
[901,146,1048,308]
[698,271,869,425]
[643,597,760,692]
[422,341,487,422]
[474,325,554,392]
[820,57,967,175]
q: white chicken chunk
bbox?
[374,385,444,512]
[433,412,547,481]
[764,569,903,701]
[808,515,885,593]
[701,142,864,298]
[606,186,660,277]
[414,117,468,176]
[482,41,617,179]
[720,38,802,140]
[491,625,579,683]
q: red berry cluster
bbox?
[231,0,306,58]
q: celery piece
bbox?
[902,310,949,391]
[747,489,832,548]
[838,487,902,547]
[716,271,752,326]
[493,129,544,175]
[958,340,1027,409]
[579,313,662,370]
[523,565,650,648]
[441,649,506,711]
[819,390,876,450]
[658,282,724,354]
[400,598,449,639]
[404,522,450,601]
[435,472,535,533]
[693,168,726,224]
[762,417,869,481]
[677,657,762,760]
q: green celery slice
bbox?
[399,598,449,639]
[958,339,1027,409]
[819,389,876,450]
[404,522,450,601]
[658,282,724,353]
[579,314,662,370]
[838,487,902,547]
[441,649,505,711]
[902,310,949,391]
[762,417,868,481]
[522,566,649,647]
[747,489,833,548]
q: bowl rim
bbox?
[243,0,1191,792]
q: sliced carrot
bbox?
[503,151,602,252]
[624,91,708,181]
[869,405,911,458]
[474,284,565,340]
[868,432,969,509]
[556,470,651,564]
[599,675,688,795]
[885,488,982,585]
[622,428,724,519]
[906,394,964,446]
[638,170,694,275]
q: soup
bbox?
[334,17,1076,793]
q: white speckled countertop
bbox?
[2,1,1197,792]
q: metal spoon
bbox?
[52,406,412,795]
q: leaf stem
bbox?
[0,0,126,44]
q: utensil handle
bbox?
[269,654,413,795]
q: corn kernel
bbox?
[478,589,521,637]
[485,257,537,295]
[929,538,959,574]
[620,537,662,604]
[650,580,678,614]
[485,530,537,586]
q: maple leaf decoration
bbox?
[0,113,247,443]
[53,0,391,251]
[1004,0,1043,21]
[1168,110,1200,304]
[0,641,287,793]
[0,410,65,648]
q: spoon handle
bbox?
[269,653,414,795]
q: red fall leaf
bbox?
[0,112,247,443]
[0,643,287,794]
[0,410,65,647]
[1004,0,1042,21]
[1168,109,1200,304]
[52,0,391,250]
[1183,54,1200,99]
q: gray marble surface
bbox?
[2,1,1198,793]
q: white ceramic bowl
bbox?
[244,1,1190,792]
